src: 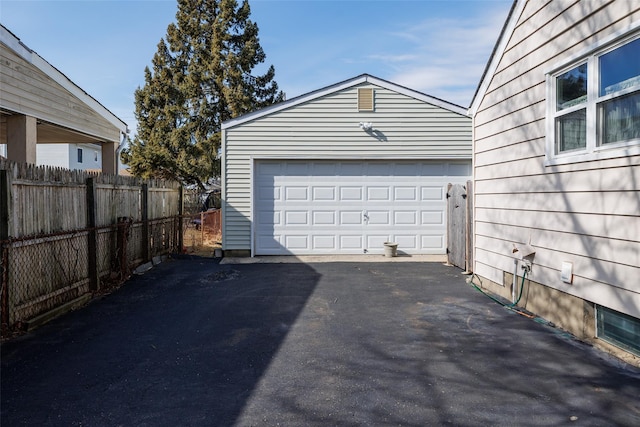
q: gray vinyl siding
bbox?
[223,82,472,251]
[0,42,121,143]
[473,0,640,317]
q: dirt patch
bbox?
[183,226,221,257]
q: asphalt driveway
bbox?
[2,257,639,426]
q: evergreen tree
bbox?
[122,0,284,188]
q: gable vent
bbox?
[358,88,374,111]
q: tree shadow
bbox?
[231,262,640,426]
[473,0,640,348]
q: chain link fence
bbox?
[182,188,222,255]
[1,216,181,337]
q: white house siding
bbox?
[472,1,640,319]
[36,143,103,171]
[223,79,472,253]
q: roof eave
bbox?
[222,73,469,130]
[0,24,128,135]
[468,0,524,116]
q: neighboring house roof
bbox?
[222,73,469,130]
[468,0,522,115]
[0,24,128,136]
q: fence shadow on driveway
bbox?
[1,255,321,426]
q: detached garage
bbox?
[221,74,471,257]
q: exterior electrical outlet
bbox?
[561,262,573,284]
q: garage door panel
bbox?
[255,160,469,255]
[421,210,444,225]
[448,163,472,176]
[311,162,337,175]
[366,162,392,175]
[258,185,280,201]
[285,211,309,225]
[312,211,336,225]
[285,186,309,201]
[422,234,444,250]
[394,187,417,201]
[260,163,283,175]
[285,235,309,249]
[312,235,336,250]
[284,163,310,175]
[395,162,420,175]
[313,187,336,201]
[257,234,282,251]
[421,163,445,175]
[367,234,390,249]
[395,235,418,250]
[258,210,281,226]
[421,187,443,201]
[340,235,363,249]
[337,162,365,175]
[367,211,390,225]
[367,187,390,201]
[340,187,363,201]
[394,211,417,225]
[340,211,363,225]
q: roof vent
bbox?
[358,88,374,111]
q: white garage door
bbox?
[254,160,470,255]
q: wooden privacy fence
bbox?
[447,181,473,273]
[0,159,183,336]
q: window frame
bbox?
[596,305,640,357]
[77,148,83,164]
[545,28,640,166]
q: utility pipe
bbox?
[513,258,519,304]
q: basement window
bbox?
[597,305,640,356]
[358,88,374,111]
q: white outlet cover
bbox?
[561,261,573,284]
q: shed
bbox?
[221,74,472,257]
[470,0,640,360]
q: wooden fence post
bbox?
[1,169,10,240]
[86,177,99,291]
[465,180,474,274]
[1,170,11,333]
[141,184,149,262]
[178,186,184,252]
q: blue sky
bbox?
[1,0,512,134]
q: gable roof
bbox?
[0,24,128,134]
[468,0,522,115]
[222,73,469,130]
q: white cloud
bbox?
[382,6,510,107]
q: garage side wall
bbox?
[223,82,472,253]
[472,0,640,322]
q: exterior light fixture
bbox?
[359,122,373,131]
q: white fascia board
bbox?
[1,25,128,137]
[222,74,370,130]
[365,75,468,116]
[222,73,469,130]
[469,0,524,116]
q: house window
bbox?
[597,305,640,357]
[546,33,640,164]
[77,148,83,163]
[94,151,98,162]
